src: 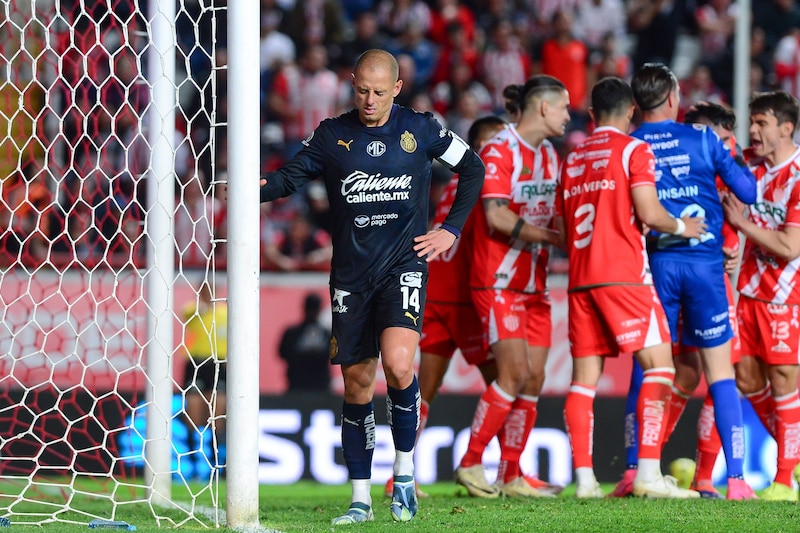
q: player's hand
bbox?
[680,215,707,239]
[260,178,266,187]
[722,245,739,275]
[541,228,563,249]
[722,193,747,229]
[413,228,457,262]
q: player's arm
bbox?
[484,197,561,245]
[710,129,757,204]
[415,135,484,261]
[723,193,800,261]
[259,128,326,202]
[632,184,706,238]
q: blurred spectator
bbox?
[305,179,333,235]
[481,17,532,113]
[573,0,627,52]
[695,0,737,63]
[431,60,492,117]
[774,28,800,99]
[375,0,432,38]
[679,63,727,119]
[336,10,388,70]
[0,165,51,265]
[627,0,682,70]
[386,21,440,90]
[278,292,332,392]
[446,91,485,141]
[93,170,144,266]
[589,32,631,81]
[267,44,341,159]
[429,0,477,47]
[48,174,97,265]
[394,52,422,107]
[526,0,580,38]
[281,0,345,50]
[181,282,227,448]
[475,0,532,50]
[753,0,800,53]
[431,21,480,85]
[535,9,593,115]
[259,2,295,76]
[262,212,332,272]
[751,26,777,89]
[174,172,226,271]
[409,92,447,125]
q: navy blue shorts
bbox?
[329,266,427,365]
[650,255,733,348]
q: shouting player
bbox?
[723,90,800,501]
[556,76,704,499]
[260,49,485,523]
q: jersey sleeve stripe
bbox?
[438,133,469,167]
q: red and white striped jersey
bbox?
[739,146,800,304]
[556,126,656,290]
[470,125,558,293]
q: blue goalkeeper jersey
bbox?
[260,104,484,291]
[632,119,755,262]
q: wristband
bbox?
[511,218,525,239]
[672,217,686,236]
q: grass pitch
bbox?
[3,481,800,531]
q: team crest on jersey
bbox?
[366,140,386,157]
[329,336,338,359]
[400,130,417,153]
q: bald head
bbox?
[354,49,399,84]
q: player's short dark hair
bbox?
[467,115,506,150]
[749,90,800,134]
[683,101,736,131]
[631,62,678,112]
[590,77,633,120]
[503,75,566,115]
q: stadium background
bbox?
[0,0,792,499]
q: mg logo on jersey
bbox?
[366,140,386,157]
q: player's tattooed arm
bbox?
[484,198,559,245]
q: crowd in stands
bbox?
[3,0,800,273]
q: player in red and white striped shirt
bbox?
[723,90,800,501]
[455,75,566,499]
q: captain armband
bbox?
[511,218,525,240]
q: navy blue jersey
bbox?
[261,104,484,290]
[632,120,756,261]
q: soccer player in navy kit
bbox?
[620,63,757,499]
[260,49,484,524]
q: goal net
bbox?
[0,0,227,527]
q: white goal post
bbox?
[0,0,260,528]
